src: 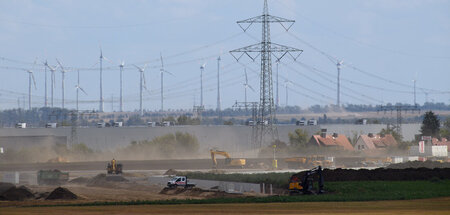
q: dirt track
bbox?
[2,197,450,215]
[0,158,274,172]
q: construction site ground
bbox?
[1,197,449,215]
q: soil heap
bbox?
[45,187,78,200]
[387,161,450,169]
[0,185,34,201]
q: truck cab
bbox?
[167,176,195,188]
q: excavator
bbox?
[210,150,246,168]
[288,166,324,195]
[107,158,123,174]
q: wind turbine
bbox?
[23,62,37,110]
[276,59,279,108]
[133,64,148,116]
[75,70,87,112]
[200,63,206,107]
[56,58,69,109]
[160,53,173,111]
[284,80,292,107]
[243,68,255,110]
[119,61,124,112]
[216,56,221,113]
[44,62,58,107]
[99,48,104,112]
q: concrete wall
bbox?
[409,145,448,157]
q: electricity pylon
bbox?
[230,0,302,148]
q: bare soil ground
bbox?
[1,197,449,215]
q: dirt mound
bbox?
[0,182,15,195]
[164,169,178,175]
[45,187,78,200]
[159,187,242,198]
[0,185,34,201]
[293,168,450,181]
[69,177,90,184]
[87,174,128,188]
[388,161,450,169]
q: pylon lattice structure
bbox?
[378,105,420,135]
[230,0,302,148]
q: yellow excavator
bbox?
[107,158,123,174]
[210,150,246,168]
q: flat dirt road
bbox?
[2,197,450,215]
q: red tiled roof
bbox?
[310,134,354,151]
[359,134,398,149]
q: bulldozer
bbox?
[210,150,246,169]
[288,166,324,195]
[107,158,123,174]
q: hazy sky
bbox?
[0,0,449,111]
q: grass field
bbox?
[2,197,450,215]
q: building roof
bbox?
[358,134,398,150]
[310,134,354,151]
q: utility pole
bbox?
[230,0,302,147]
[44,61,48,107]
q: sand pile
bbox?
[0,185,34,201]
[69,177,90,184]
[164,169,178,175]
[46,187,78,200]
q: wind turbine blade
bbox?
[164,70,175,76]
[142,72,148,90]
[31,72,37,89]
[248,85,256,92]
[244,69,248,83]
[103,56,114,64]
[160,53,164,68]
[143,64,148,72]
[133,64,142,71]
[79,87,88,95]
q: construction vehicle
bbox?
[107,158,123,174]
[47,156,69,163]
[210,150,246,168]
[166,176,196,189]
[288,166,324,195]
[37,169,69,185]
[285,156,334,169]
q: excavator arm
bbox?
[210,150,232,168]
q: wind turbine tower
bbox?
[243,68,255,111]
[217,56,221,113]
[75,70,87,112]
[276,60,279,108]
[44,62,57,107]
[133,64,148,116]
[200,63,206,107]
[160,54,173,111]
[56,59,68,109]
[99,48,104,112]
[336,60,343,107]
[284,80,291,107]
[25,68,37,110]
[119,61,124,112]
[44,61,48,107]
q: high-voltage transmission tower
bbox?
[230,0,302,148]
[378,104,420,135]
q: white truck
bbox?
[45,123,57,128]
[113,122,123,127]
[166,176,196,189]
[15,123,26,128]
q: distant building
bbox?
[432,137,450,152]
[354,133,398,151]
[307,129,353,151]
[409,137,448,157]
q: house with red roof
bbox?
[354,133,398,151]
[307,129,354,151]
